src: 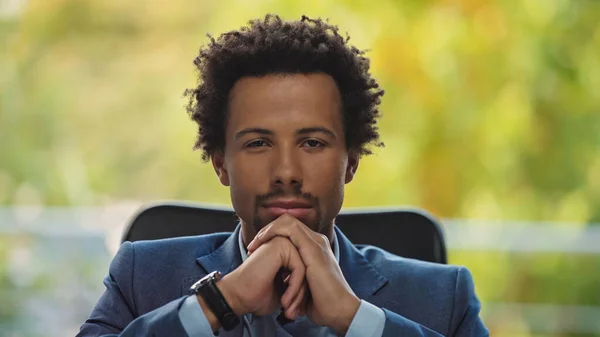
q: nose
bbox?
[271,145,303,192]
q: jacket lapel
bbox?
[335,226,389,300]
[196,224,243,276]
[181,225,243,295]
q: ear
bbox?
[211,151,230,186]
[344,152,359,184]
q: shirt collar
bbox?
[238,226,341,263]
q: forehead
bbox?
[226,73,343,133]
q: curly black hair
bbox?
[185,14,384,162]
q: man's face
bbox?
[212,73,358,238]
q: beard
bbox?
[251,185,324,234]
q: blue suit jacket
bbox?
[78,226,489,336]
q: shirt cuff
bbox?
[345,300,386,337]
[178,295,215,336]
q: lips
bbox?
[263,199,313,218]
[264,199,312,209]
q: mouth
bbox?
[262,199,314,218]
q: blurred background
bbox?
[1,0,599,336]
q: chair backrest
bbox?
[122,201,447,264]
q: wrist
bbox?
[216,272,246,316]
[331,295,361,335]
[193,271,244,332]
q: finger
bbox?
[284,301,298,320]
[280,241,306,309]
[285,283,307,320]
[248,216,316,256]
[247,215,303,252]
[246,230,265,253]
[280,265,304,309]
[250,218,328,270]
[284,282,305,313]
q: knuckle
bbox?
[317,233,330,247]
[274,237,292,252]
[263,237,280,251]
[280,213,294,222]
[271,236,286,245]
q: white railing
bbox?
[443,218,600,253]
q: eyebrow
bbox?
[235,128,273,140]
[234,126,337,140]
[297,127,337,139]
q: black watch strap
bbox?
[190,271,240,331]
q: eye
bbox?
[303,139,324,148]
[246,140,269,148]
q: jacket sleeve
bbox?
[76,241,199,337]
[381,267,489,337]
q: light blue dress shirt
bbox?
[178,230,386,336]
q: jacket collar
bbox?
[196,225,243,276]
[334,226,388,299]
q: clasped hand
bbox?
[218,214,360,335]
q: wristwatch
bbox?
[189,271,240,331]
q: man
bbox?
[78,14,489,337]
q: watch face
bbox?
[189,270,239,331]
[192,271,222,290]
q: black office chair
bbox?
[122,201,447,264]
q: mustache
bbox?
[255,187,318,205]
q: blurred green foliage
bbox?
[1,0,599,336]
[1,0,599,222]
